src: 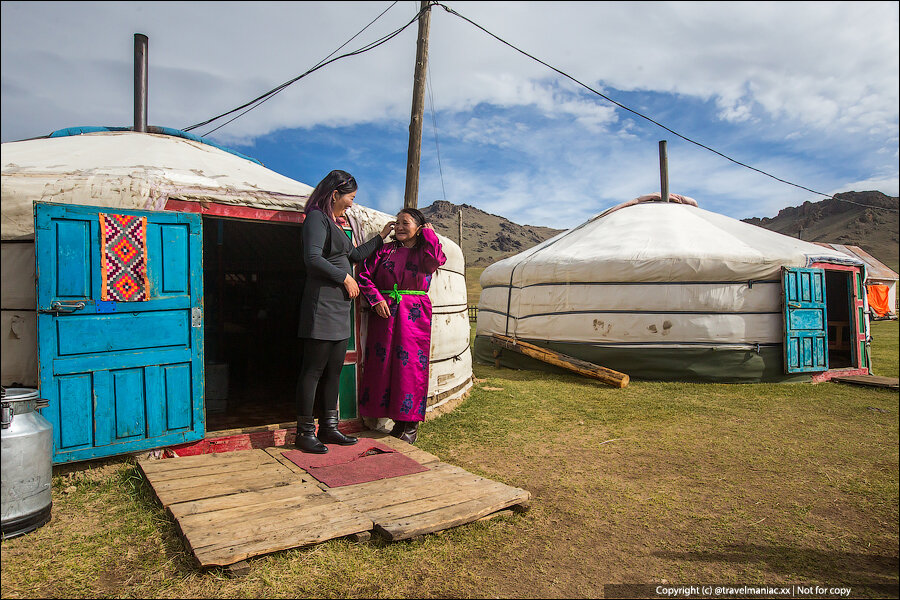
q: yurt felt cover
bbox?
[475,199,863,382]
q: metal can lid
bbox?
[2,388,41,401]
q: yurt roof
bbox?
[482,195,863,286]
[1,129,313,240]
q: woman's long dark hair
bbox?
[304,169,357,221]
[396,207,427,248]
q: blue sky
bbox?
[2,1,898,229]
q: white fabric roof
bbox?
[481,200,861,287]
[1,131,313,239]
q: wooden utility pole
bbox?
[404,1,432,209]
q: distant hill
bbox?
[743,191,899,273]
[421,200,564,267]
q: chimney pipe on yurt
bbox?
[134,33,148,133]
[659,140,669,202]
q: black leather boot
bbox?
[316,410,358,446]
[397,421,420,445]
[295,416,328,453]
[389,420,405,438]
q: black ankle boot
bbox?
[316,410,358,446]
[389,420,405,438]
[295,416,328,453]
[397,421,420,445]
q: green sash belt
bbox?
[381,284,428,303]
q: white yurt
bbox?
[1,127,471,463]
[475,194,872,383]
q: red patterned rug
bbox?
[283,438,429,488]
[100,213,149,302]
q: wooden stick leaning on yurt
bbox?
[490,334,629,388]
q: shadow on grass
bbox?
[654,544,899,584]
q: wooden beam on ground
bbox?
[831,375,899,390]
[491,334,629,388]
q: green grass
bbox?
[465,266,484,307]
[871,320,899,378]
[2,322,897,598]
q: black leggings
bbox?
[296,338,348,418]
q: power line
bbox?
[427,66,447,203]
[201,1,401,137]
[184,1,422,134]
[432,2,898,214]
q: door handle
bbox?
[39,301,86,315]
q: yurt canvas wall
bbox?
[475,196,870,383]
[1,129,471,463]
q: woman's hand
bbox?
[343,274,359,299]
[374,300,391,318]
[380,221,395,239]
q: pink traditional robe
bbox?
[356,228,446,422]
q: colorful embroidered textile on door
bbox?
[99,213,150,301]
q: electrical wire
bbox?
[184,1,421,134]
[432,2,898,213]
[200,1,400,137]
[427,66,448,203]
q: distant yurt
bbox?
[813,243,897,320]
[475,194,872,383]
[1,128,471,463]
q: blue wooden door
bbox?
[782,267,828,373]
[35,203,204,463]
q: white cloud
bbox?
[2,1,896,227]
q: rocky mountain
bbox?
[742,191,899,273]
[421,201,563,267]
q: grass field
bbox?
[1,322,897,599]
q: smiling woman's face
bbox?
[393,212,420,243]
[332,190,356,217]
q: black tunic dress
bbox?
[298,209,383,341]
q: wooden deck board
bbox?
[167,481,321,519]
[832,374,899,390]
[140,448,270,473]
[376,487,530,541]
[137,438,530,567]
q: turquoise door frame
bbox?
[35,203,205,463]
[782,266,828,373]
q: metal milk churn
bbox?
[1,387,53,539]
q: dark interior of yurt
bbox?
[201,216,305,431]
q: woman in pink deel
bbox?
[357,208,446,444]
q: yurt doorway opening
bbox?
[824,269,854,368]
[202,217,303,432]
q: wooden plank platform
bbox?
[138,449,373,567]
[138,436,530,567]
[832,374,899,390]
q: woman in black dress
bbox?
[296,170,393,453]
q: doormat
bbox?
[100,213,149,302]
[283,438,429,487]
